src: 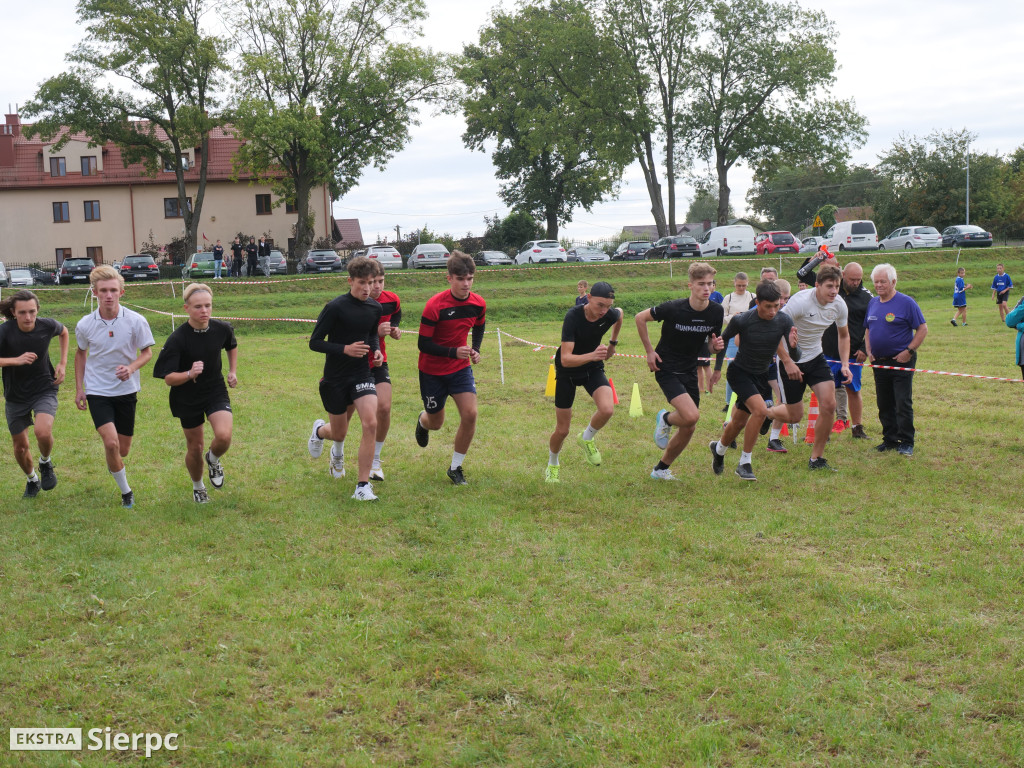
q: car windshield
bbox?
[850,222,875,235]
[125,256,153,264]
[309,251,336,257]
[679,237,696,244]
[420,246,447,253]
[914,227,939,235]
[12,270,30,277]
[773,233,795,243]
[959,225,985,233]
[65,259,92,267]
[537,241,560,249]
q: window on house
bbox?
[285,199,298,214]
[164,197,192,218]
[163,156,189,172]
[81,156,98,176]
[50,157,66,177]
[86,246,104,264]
[52,202,70,223]
[256,194,272,215]
[56,248,71,265]
[84,201,101,221]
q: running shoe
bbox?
[577,434,602,466]
[194,487,210,503]
[447,466,468,486]
[897,444,914,457]
[545,465,560,483]
[205,450,224,489]
[759,417,772,436]
[653,409,672,450]
[767,438,788,453]
[415,413,429,447]
[875,442,897,453]
[650,467,678,480]
[308,418,326,458]
[352,483,378,501]
[808,457,837,471]
[950,319,957,326]
[709,441,724,475]
[329,452,345,479]
[121,490,134,508]
[38,461,57,491]
[23,478,41,498]
[735,462,757,481]
[850,424,868,439]
[370,463,385,482]
[831,419,847,434]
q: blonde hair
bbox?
[184,283,213,304]
[90,265,124,290]
[774,278,792,298]
[688,262,717,281]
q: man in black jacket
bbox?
[230,237,244,277]
[245,237,258,278]
[822,262,872,438]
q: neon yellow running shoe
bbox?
[577,434,602,466]
[545,464,560,483]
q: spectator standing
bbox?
[991,264,1013,322]
[245,237,259,278]
[230,237,244,278]
[575,280,589,307]
[212,239,225,280]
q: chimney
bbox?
[5,112,22,137]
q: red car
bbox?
[754,231,800,255]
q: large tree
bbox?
[684,0,867,225]
[24,0,225,257]
[459,3,633,239]
[229,0,445,256]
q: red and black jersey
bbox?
[375,289,402,364]
[418,290,486,376]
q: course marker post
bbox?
[629,383,643,417]
[544,364,556,396]
[804,393,819,444]
[609,378,619,405]
[497,327,505,385]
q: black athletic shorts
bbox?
[419,367,476,414]
[319,375,376,415]
[87,393,138,435]
[175,395,232,430]
[655,368,700,408]
[725,365,772,414]
[372,362,391,386]
[997,291,1010,304]
[697,340,711,367]
[554,367,609,409]
[779,353,833,405]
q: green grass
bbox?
[2,249,1023,766]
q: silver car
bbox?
[568,247,610,263]
[9,268,34,287]
[409,243,450,269]
[878,226,941,250]
[475,250,512,266]
[0,261,8,287]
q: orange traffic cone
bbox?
[780,423,789,437]
[608,378,620,405]
[804,393,819,444]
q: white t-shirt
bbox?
[782,288,848,364]
[721,291,751,324]
[75,307,156,396]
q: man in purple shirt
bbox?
[863,263,928,457]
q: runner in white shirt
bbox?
[74,266,156,508]
[764,262,851,471]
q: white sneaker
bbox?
[369,463,384,482]
[351,483,378,501]
[308,418,326,458]
[650,467,678,480]
[654,408,672,449]
[329,452,345,478]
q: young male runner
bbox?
[308,260,402,482]
[414,251,486,486]
[307,256,382,501]
[635,263,724,480]
[710,280,798,481]
[992,264,1013,322]
[153,283,238,503]
[762,262,852,471]
[0,290,69,497]
[74,265,156,507]
[545,281,622,483]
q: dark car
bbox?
[118,254,161,280]
[257,249,288,276]
[646,236,700,260]
[297,249,343,273]
[29,267,57,285]
[474,250,512,266]
[612,240,653,260]
[941,224,992,248]
[56,257,95,285]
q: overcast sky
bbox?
[4,0,1023,243]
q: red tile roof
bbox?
[333,218,363,248]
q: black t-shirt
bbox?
[649,298,724,374]
[823,282,872,358]
[309,294,382,382]
[153,319,237,409]
[0,318,64,402]
[716,308,794,374]
[230,242,243,259]
[554,305,621,373]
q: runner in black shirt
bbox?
[153,283,238,503]
[635,263,724,480]
[545,281,622,483]
[0,290,69,497]
[710,280,798,481]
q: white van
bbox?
[823,220,878,251]
[697,225,756,257]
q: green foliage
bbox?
[748,162,880,231]
[813,203,839,233]
[499,211,545,250]
[686,188,733,223]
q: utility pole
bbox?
[394,225,401,243]
[965,144,970,225]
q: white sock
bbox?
[193,479,206,491]
[715,440,728,456]
[770,426,782,440]
[330,442,344,460]
[582,424,598,441]
[549,451,559,466]
[373,441,384,463]
[740,451,752,465]
[209,449,223,463]
[451,451,466,470]
[111,468,131,494]
[40,455,51,464]
[27,471,39,482]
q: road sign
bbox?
[812,215,824,228]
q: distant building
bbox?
[833,206,874,223]
[0,112,341,265]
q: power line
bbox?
[333,204,500,218]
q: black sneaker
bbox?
[767,438,788,453]
[447,466,467,486]
[121,490,134,508]
[38,460,57,491]
[897,444,914,457]
[875,442,897,453]
[735,462,757,481]
[205,450,224,489]
[950,319,957,326]
[808,457,837,471]
[729,440,737,449]
[850,424,868,439]
[415,413,429,448]
[709,442,724,475]
[194,487,211,503]
[23,478,41,498]
[759,417,772,436]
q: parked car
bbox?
[877,226,941,250]
[182,252,217,279]
[646,236,700,260]
[941,224,992,248]
[474,250,513,266]
[29,267,57,285]
[118,254,161,280]
[0,261,8,287]
[697,225,757,257]
[754,231,800,255]
[56,257,95,285]
[823,220,878,251]
[364,246,403,270]
[257,249,288,276]
[567,247,610,263]
[409,244,451,269]
[9,269,34,287]
[612,240,653,261]
[515,240,567,265]
[800,236,827,252]
[297,249,344,273]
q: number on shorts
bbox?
[424,395,438,410]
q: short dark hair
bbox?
[817,263,841,284]
[755,279,782,303]
[0,290,39,320]
[448,251,476,277]
[347,256,375,279]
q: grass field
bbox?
[3,248,1023,766]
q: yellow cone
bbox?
[544,364,556,396]
[629,382,644,417]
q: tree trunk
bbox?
[665,127,676,233]
[293,174,316,257]
[716,149,732,226]
[637,135,668,237]
[545,204,559,240]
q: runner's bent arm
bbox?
[634,309,660,371]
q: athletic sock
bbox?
[715,440,728,456]
[374,441,384,463]
[655,461,669,471]
[357,481,369,488]
[111,468,131,494]
[193,479,206,491]
[330,443,344,460]
[770,426,782,440]
[208,449,223,463]
[27,471,39,482]
[451,451,466,471]
[582,424,598,441]
[662,411,672,426]
[40,455,51,464]
[548,451,559,466]
[740,451,752,465]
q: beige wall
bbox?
[0,180,332,266]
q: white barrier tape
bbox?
[124,303,316,324]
